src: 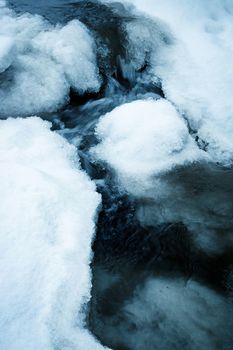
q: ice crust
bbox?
[0,117,107,350]
[0,3,100,116]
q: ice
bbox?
[92,99,206,193]
[0,3,100,116]
[0,117,107,350]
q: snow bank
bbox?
[92,99,205,193]
[0,117,107,350]
[0,3,100,116]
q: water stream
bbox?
[2,1,233,349]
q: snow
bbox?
[92,99,206,193]
[33,20,100,95]
[0,3,100,116]
[103,0,233,166]
[0,35,15,73]
[0,117,107,350]
[0,0,232,346]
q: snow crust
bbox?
[92,99,206,192]
[0,117,107,350]
[0,3,100,116]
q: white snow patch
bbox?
[92,99,206,193]
[0,117,107,350]
[0,3,100,116]
[33,20,100,95]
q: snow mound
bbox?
[0,3,100,116]
[92,99,206,192]
[0,117,107,350]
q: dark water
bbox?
[8,1,233,349]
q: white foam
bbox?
[92,99,206,193]
[0,117,107,350]
[0,4,100,116]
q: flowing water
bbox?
[2,1,233,349]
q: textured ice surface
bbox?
[0,3,100,116]
[92,99,206,193]
[0,117,107,350]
